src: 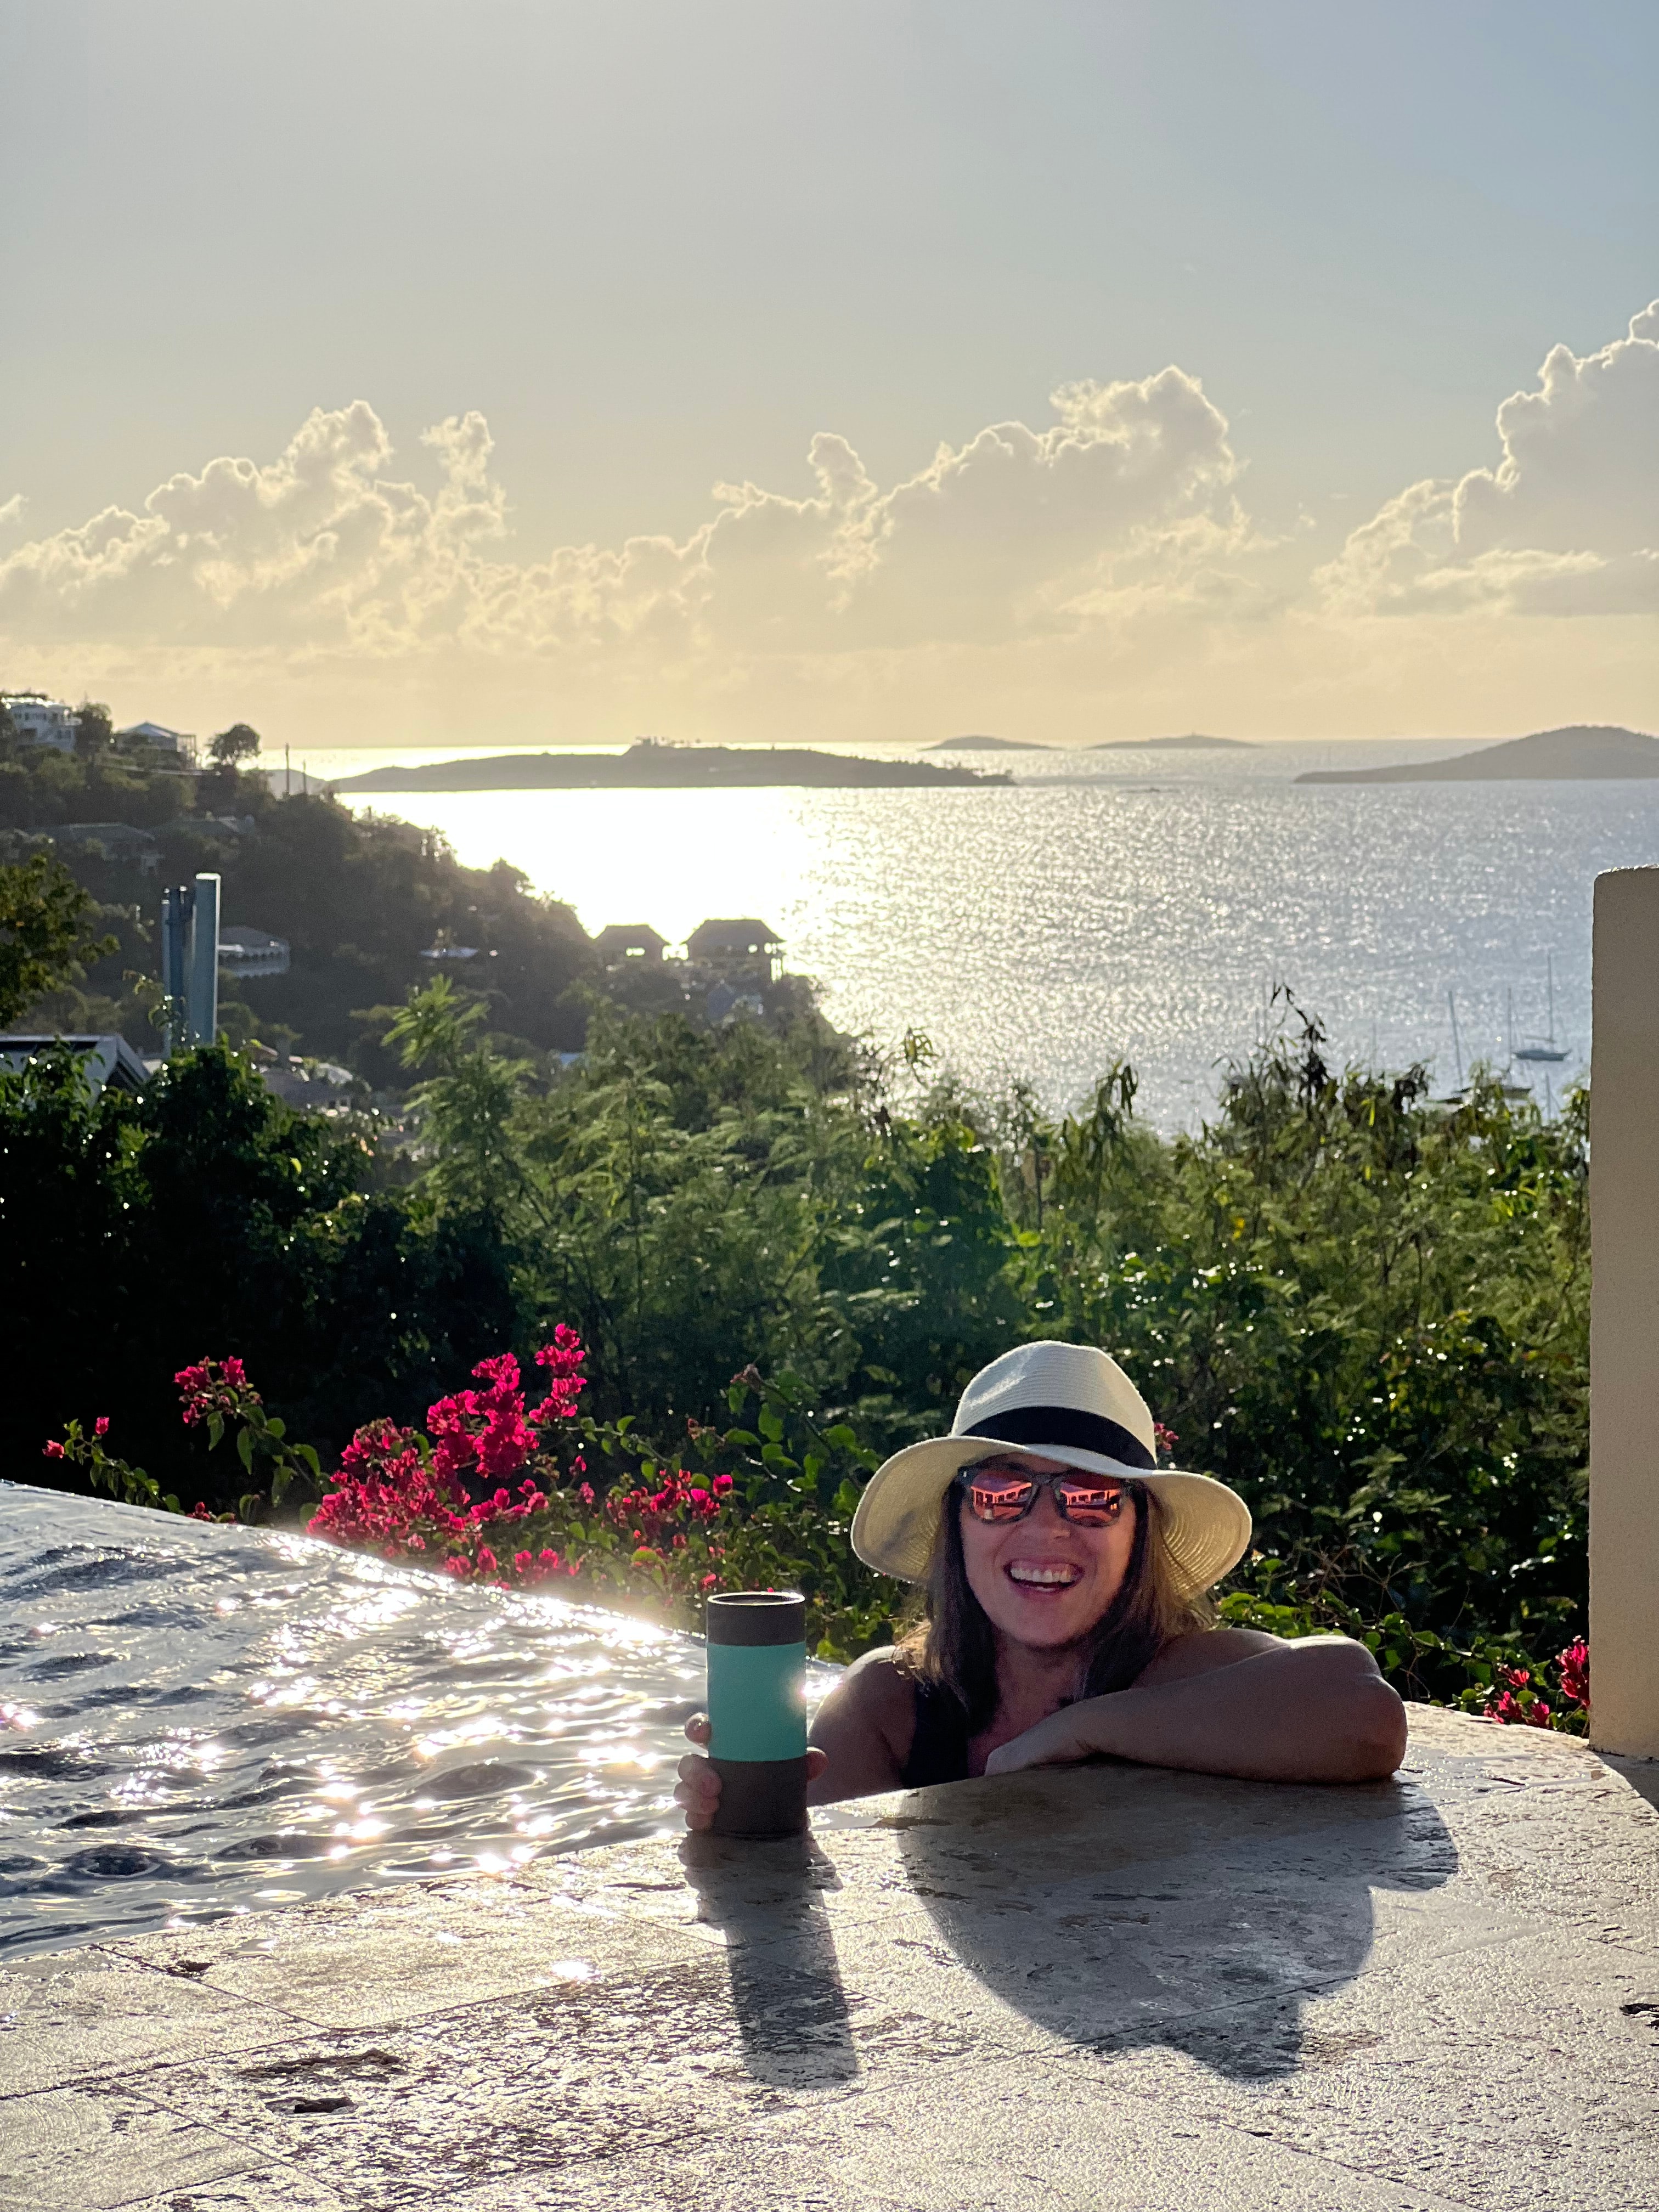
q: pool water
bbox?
[0,1482,831,1959]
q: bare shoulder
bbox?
[814,1647,916,1733]
[1136,1626,1379,1688]
[808,1647,916,1798]
[1133,1624,1287,1686]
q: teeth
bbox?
[1007,1563,1081,1587]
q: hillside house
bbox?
[118,721,197,766]
[0,1034,150,1096]
[2,692,78,751]
[686,918,783,982]
[50,823,160,875]
[218,927,291,979]
[595,924,669,968]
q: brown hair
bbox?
[895,1482,1215,1735]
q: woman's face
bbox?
[957,1451,1138,1652]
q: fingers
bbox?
[984,1716,1086,1776]
[684,1712,712,1745]
[673,1748,721,1832]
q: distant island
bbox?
[927,734,1047,752]
[1092,733,1251,752]
[1295,725,1659,785]
[331,740,1011,793]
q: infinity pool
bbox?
[0,1482,830,1959]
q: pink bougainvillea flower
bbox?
[42,1439,65,1460]
[176,1357,259,1426]
[1558,1638,1589,1710]
[93,1417,110,1439]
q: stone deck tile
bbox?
[3,1706,1655,2212]
[0,2081,281,2212]
[441,2070,1486,2212]
[0,1947,301,2098]
[93,1872,719,2032]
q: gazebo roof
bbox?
[686,917,782,953]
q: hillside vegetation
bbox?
[0,726,596,1069]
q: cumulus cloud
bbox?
[1320,303,1659,616]
[0,369,1248,664]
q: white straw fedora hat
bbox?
[851,1340,1251,1594]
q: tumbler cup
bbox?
[706,1590,809,1838]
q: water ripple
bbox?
[0,1481,822,1960]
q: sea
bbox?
[274,738,1659,1127]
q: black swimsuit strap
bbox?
[899,1678,973,1788]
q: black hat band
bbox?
[961,1403,1156,1471]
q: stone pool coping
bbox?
[2,1705,1656,2211]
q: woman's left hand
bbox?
[983,1708,1097,1775]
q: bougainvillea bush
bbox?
[50,1327,891,1657]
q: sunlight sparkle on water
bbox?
[301,741,1649,1124]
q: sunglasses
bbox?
[955,1465,1128,1528]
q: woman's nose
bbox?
[1026,1483,1069,1530]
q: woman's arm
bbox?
[984,1633,1407,1785]
[806,1649,915,1802]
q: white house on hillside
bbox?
[1,692,78,751]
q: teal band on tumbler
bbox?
[707,1639,808,1763]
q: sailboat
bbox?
[1435,989,1468,1103]
[1499,990,1532,1098]
[1514,955,1569,1064]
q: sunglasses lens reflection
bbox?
[1055,1483,1123,1525]
[968,1480,1036,1521]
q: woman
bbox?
[676,1341,1406,1829]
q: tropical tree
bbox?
[0,849,118,1022]
[209,723,262,766]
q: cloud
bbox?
[0,402,505,651]
[1,313,1651,746]
[0,370,1248,663]
[1319,303,1659,616]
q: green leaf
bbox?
[833,1481,861,1516]
[723,1428,760,1448]
[236,1426,255,1475]
[266,1416,286,1440]
[207,1413,224,1451]
[823,1425,857,1450]
[757,1406,785,1443]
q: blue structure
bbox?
[160,872,221,1054]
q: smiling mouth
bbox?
[1005,1561,1084,1591]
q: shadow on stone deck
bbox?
[0,1707,1654,2211]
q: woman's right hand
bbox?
[673,1712,721,1831]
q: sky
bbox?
[1,0,1655,749]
